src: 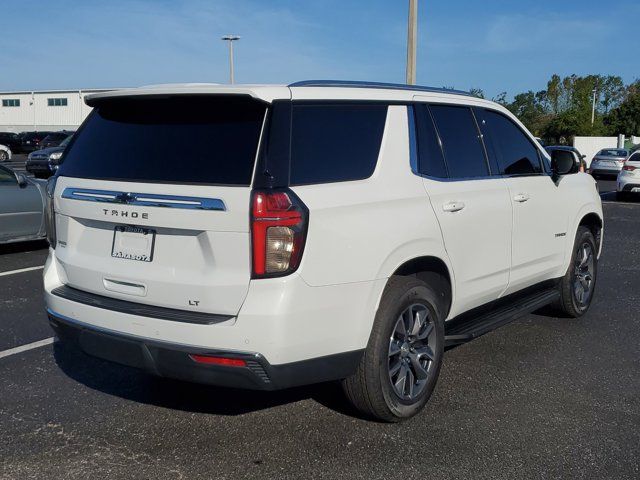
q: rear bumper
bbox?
[25,161,51,173]
[590,167,620,176]
[49,309,363,390]
[617,174,640,192]
[44,250,381,388]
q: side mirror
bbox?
[550,150,579,178]
[16,173,28,188]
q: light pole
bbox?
[221,35,240,84]
[591,87,597,126]
[406,0,418,85]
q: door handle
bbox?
[513,193,530,203]
[442,201,465,212]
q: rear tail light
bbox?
[189,354,247,367]
[623,165,636,171]
[45,176,57,248]
[251,190,308,278]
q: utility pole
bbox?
[591,87,597,126]
[221,35,240,84]
[406,0,418,85]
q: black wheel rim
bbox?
[388,303,437,401]
[573,241,595,308]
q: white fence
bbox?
[573,137,619,166]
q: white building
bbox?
[0,89,115,133]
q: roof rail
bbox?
[288,80,473,97]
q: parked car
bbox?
[616,150,640,201]
[0,132,22,152]
[18,131,53,153]
[546,146,586,172]
[0,164,46,244]
[26,135,72,179]
[39,131,74,149]
[45,81,603,422]
[0,144,11,162]
[589,148,629,177]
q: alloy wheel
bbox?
[573,242,595,307]
[388,303,437,401]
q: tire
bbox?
[342,276,445,422]
[0,151,7,162]
[554,226,598,318]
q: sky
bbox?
[0,0,637,99]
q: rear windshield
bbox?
[598,149,627,157]
[58,96,266,185]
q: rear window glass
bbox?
[599,149,627,157]
[58,96,266,185]
[289,104,387,185]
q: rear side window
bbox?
[58,96,266,185]
[413,104,448,178]
[289,104,387,185]
[481,110,541,175]
[429,105,488,178]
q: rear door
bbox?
[413,103,512,316]
[53,95,268,316]
[475,108,568,293]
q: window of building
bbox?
[2,99,20,107]
[47,98,68,107]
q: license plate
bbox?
[111,226,156,262]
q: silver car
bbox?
[589,148,629,177]
[0,164,46,244]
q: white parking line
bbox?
[0,265,44,277]
[0,337,56,360]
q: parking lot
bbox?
[1,157,639,479]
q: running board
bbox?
[444,288,559,348]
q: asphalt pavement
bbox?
[1,174,639,480]
[3,153,29,175]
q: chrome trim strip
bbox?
[61,188,226,211]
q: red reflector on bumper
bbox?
[189,355,247,367]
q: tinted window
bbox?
[599,149,627,157]
[413,104,447,178]
[482,110,541,175]
[289,104,387,185]
[429,105,488,178]
[629,152,640,163]
[58,96,266,185]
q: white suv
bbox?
[44,81,603,421]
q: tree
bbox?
[492,91,507,105]
[605,84,640,136]
[506,91,547,135]
[546,74,562,114]
[469,88,484,99]
[599,76,625,113]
